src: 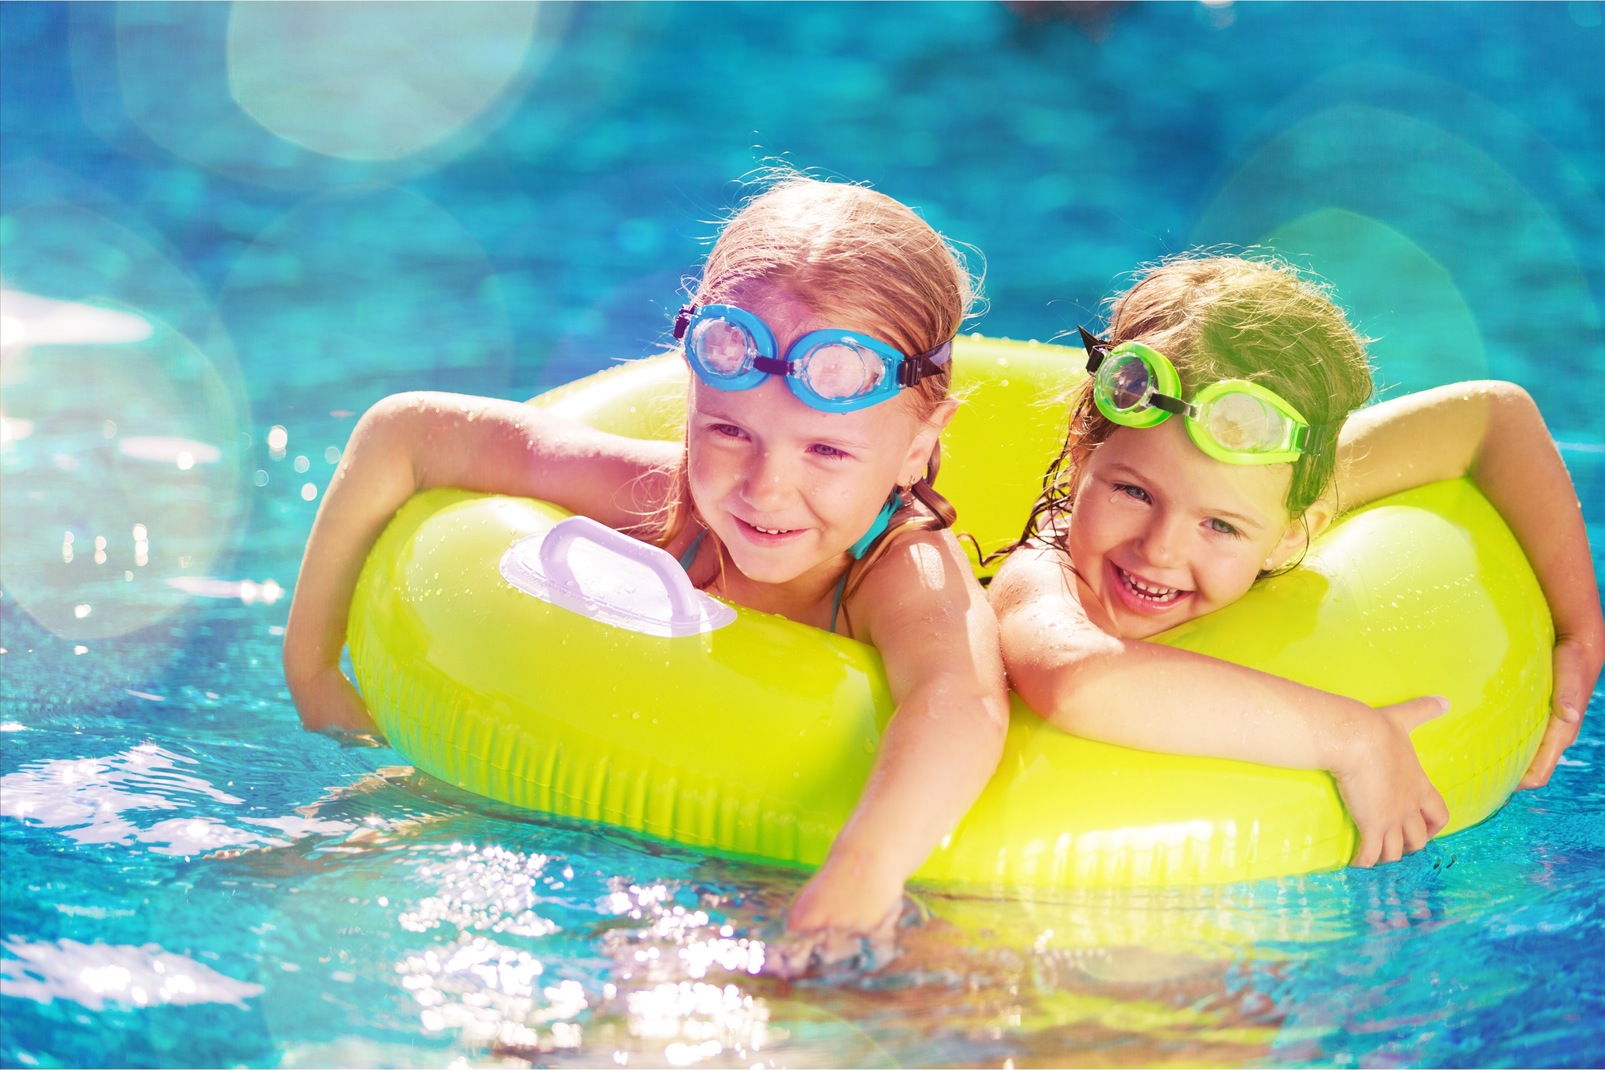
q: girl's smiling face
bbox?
[685,286,948,593]
[1067,419,1317,639]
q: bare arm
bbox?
[992,543,1448,866]
[774,531,1010,972]
[283,390,678,734]
[1339,382,1604,786]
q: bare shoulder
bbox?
[989,541,1077,618]
[989,539,1119,677]
[845,527,998,671]
[846,527,1008,709]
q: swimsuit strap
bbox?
[677,529,707,571]
[681,525,848,634]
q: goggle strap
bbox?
[673,304,696,342]
[897,339,954,388]
[1149,393,1193,418]
[752,355,789,376]
[1078,326,1109,372]
[1290,422,1310,452]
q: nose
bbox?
[739,448,795,511]
[1135,511,1188,569]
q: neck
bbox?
[712,548,850,633]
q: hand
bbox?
[285,661,381,736]
[1331,697,1451,867]
[763,854,906,980]
[1519,634,1600,789]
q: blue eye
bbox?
[1206,517,1241,537]
[1113,482,1151,503]
[808,443,849,459]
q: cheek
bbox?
[1197,547,1267,599]
[1064,492,1113,558]
[684,441,724,499]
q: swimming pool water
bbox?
[3,2,1602,1066]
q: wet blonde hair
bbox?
[1021,252,1374,563]
[654,171,979,608]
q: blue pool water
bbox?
[3,2,1602,1065]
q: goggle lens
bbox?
[798,339,888,401]
[689,317,754,377]
[1100,353,1154,412]
[1202,392,1285,452]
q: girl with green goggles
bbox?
[998,253,1600,874]
[1078,325,1311,465]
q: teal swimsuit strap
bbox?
[829,570,848,635]
[680,526,849,635]
[677,529,707,571]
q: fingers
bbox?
[1352,830,1379,868]
[1397,695,1451,730]
[765,932,826,980]
[1355,801,1447,869]
[1552,639,1596,725]
[1424,791,1450,837]
[1402,810,1431,855]
[1518,716,1577,789]
[1518,741,1560,790]
[1380,826,1405,866]
[763,926,895,981]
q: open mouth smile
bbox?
[1111,563,1188,612]
[734,516,806,543]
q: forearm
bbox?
[824,680,1009,888]
[1342,383,1602,654]
[1006,615,1372,772]
[1469,389,1604,661]
[283,402,424,728]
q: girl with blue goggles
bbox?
[675,303,954,414]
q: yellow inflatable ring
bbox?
[349,337,1552,891]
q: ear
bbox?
[901,399,958,483]
[1268,495,1335,568]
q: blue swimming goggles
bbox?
[674,304,954,414]
[1080,326,1311,466]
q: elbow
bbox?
[356,391,435,447]
[347,391,443,490]
[977,691,1011,754]
[1463,380,1543,432]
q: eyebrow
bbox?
[1104,462,1273,530]
[692,406,877,453]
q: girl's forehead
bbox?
[724,280,884,339]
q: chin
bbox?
[1112,614,1173,641]
[721,545,808,585]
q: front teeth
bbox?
[752,524,790,535]
[1121,567,1181,601]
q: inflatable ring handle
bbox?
[538,515,704,622]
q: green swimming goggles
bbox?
[1079,327,1311,465]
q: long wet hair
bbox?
[651,171,981,610]
[1018,252,1374,572]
